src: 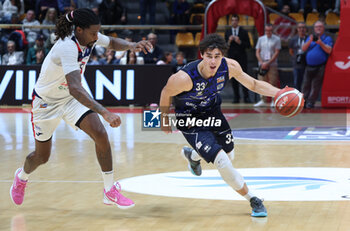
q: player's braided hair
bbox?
[199,33,228,55]
[55,8,100,40]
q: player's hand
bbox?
[161,115,172,134]
[102,111,121,128]
[131,40,153,54]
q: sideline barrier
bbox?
[0,65,172,106]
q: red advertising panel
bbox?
[322,0,350,107]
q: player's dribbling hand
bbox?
[132,40,153,54]
[102,111,121,128]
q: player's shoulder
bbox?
[224,57,239,67]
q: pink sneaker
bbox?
[10,168,27,205]
[103,182,135,209]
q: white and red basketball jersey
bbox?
[34,32,110,102]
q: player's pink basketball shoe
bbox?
[103,182,135,209]
[10,168,27,205]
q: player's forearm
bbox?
[69,87,108,115]
[159,89,172,114]
[253,79,280,97]
[109,37,135,51]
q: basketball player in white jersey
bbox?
[10,8,152,209]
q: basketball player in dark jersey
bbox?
[160,33,281,217]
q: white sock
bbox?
[18,168,29,181]
[191,150,201,161]
[102,170,114,191]
[243,191,255,201]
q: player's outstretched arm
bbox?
[108,37,153,54]
[225,58,280,97]
[159,71,192,134]
[66,70,121,127]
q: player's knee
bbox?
[91,127,109,143]
[214,150,232,169]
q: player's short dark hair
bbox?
[232,14,240,21]
[199,33,228,55]
[55,8,100,40]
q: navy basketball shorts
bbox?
[178,109,234,163]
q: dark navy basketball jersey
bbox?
[174,58,230,115]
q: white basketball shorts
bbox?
[31,95,91,141]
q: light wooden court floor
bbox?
[0,107,350,231]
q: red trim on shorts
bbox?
[31,95,36,139]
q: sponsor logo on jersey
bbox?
[217,76,225,83]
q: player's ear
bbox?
[75,26,83,34]
[200,52,203,59]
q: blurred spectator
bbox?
[36,0,59,22]
[2,40,24,65]
[140,0,155,25]
[288,22,307,91]
[225,14,251,103]
[140,32,163,64]
[171,0,190,25]
[41,7,57,39]
[1,0,24,23]
[333,0,340,14]
[301,20,333,108]
[174,51,186,72]
[99,0,126,25]
[119,50,144,64]
[156,51,173,65]
[273,5,296,42]
[87,50,101,65]
[100,49,119,65]
[24,0,36,13]
[22,10,41,46]
[299,0,318,13]
[33,48,45,65]
[275,0,299,12]
[26,34,48,64]
[254,24,281,107]
[44,32,56,50]
[76,0,101,13]
[57,0,77,14]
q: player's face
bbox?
[76,24,100,47]
[201,48,223,76]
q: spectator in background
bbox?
[100,49,119,65]
[140,33,163,64]
[157,51,173,65]
[275,0,299,12]
[273,5,296,43]
[255,24,281,107]
[1,0,23,23]
[299,0,318,13]
[115,31,134,61]
[119,50,144,64]
[33,48,45,65]
[174,51,186,72]
[139,0,156,25]
[301,20,333,108]
[171,0,190,25]
[76,0,101,14]
[57,0,76,14]
[26,34,48,64]
[41,7,57,39]
[225,14,251,103]
[288,22,307,91]
[99,0,126,25]
[36,0,59,22]
[2,40,24,65]
[22,10,41,46]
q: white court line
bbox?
[0,180,102,183]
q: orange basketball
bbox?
[274,87,304,117]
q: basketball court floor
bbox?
[0,105,350,231]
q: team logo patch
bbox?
[217,76,225,83]
[217,83,224,90]
[119,168,350,201]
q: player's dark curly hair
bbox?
[55,8,100,40]
[199,33,228,55]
